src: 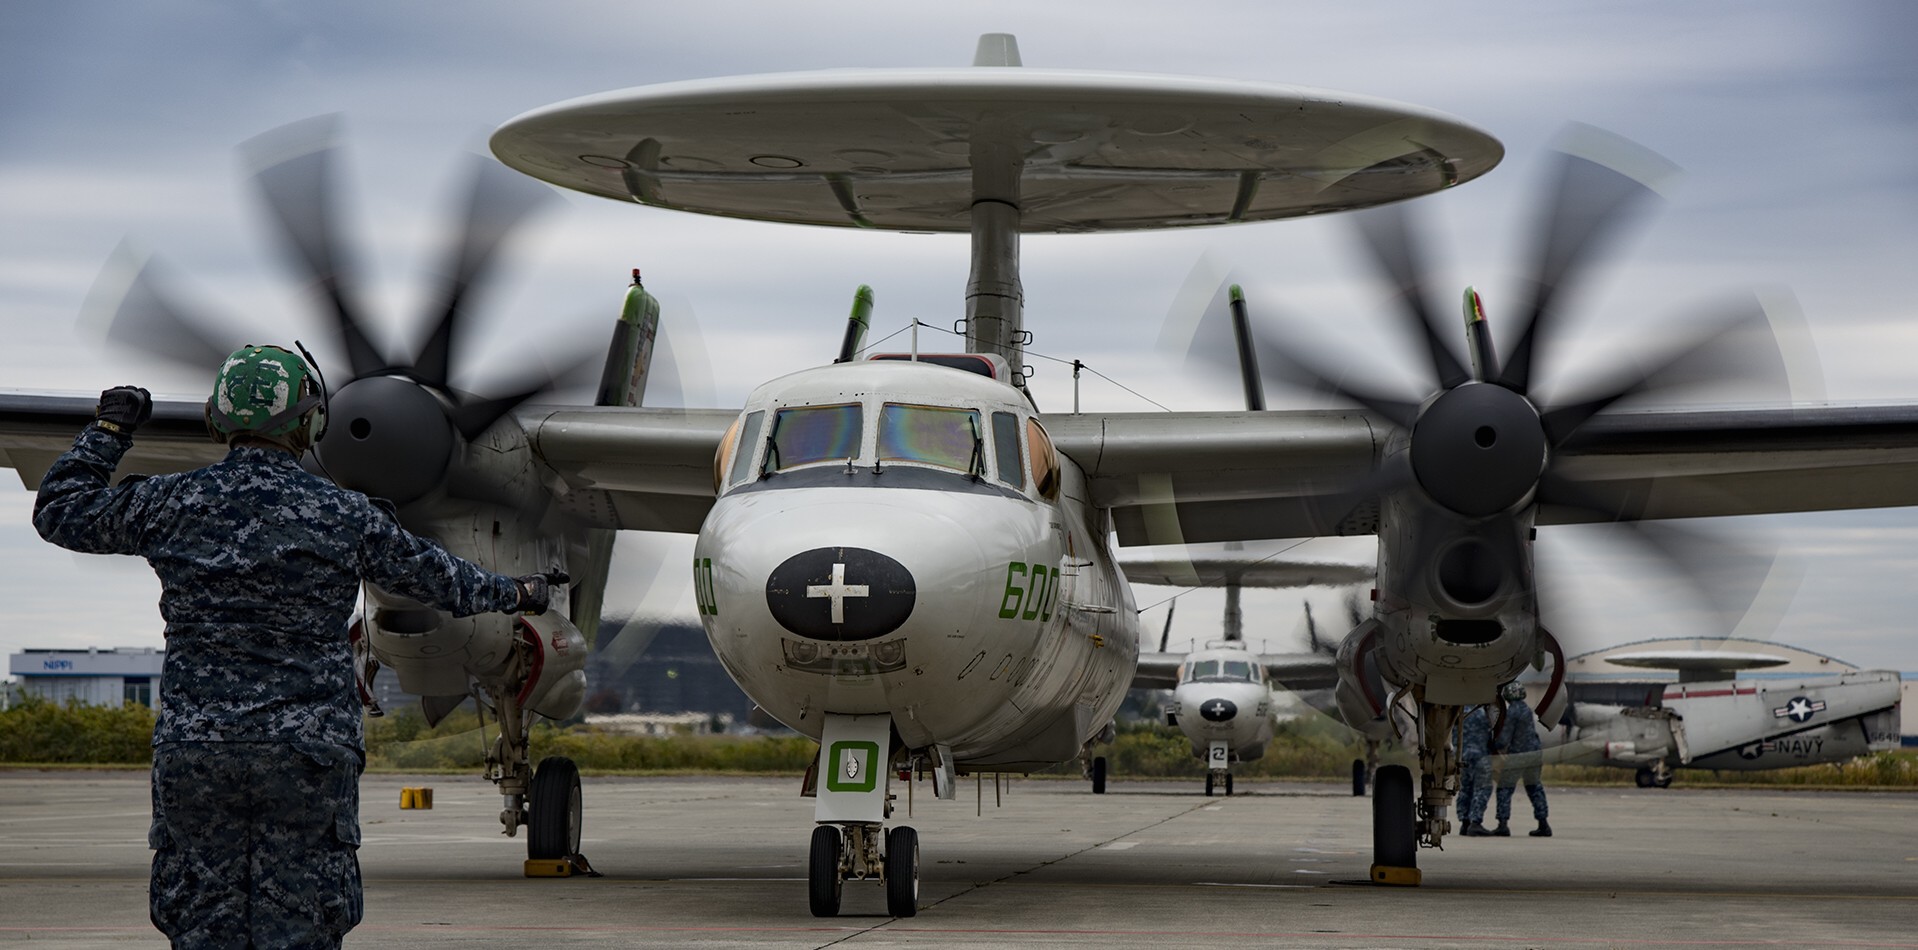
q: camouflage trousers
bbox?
[1458,756,1491,824]
[1495,765,1549,821]
[149,742,363,949]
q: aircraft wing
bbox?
[521,405,735,533]
[1118,555,1373,589]
[1259,652,1338,691]
[1132,652,1184,690]
[1044,403,1918,546]
[0,394,734,534]
[0,393,226,488]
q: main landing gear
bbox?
[808,713,920,917]
[1370,700,1463,887]
[479,683,592,876]
[1635,765,1674,788]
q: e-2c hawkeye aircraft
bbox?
[10,33,1918,914]
[1536,649,1901,787]
[1123,543,1370,796]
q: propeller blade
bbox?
[449,343,602,440]
[1497,129,1677,395]
[1535,472,1778,636]
[410,156,560,390]
[242,116,385,379]
[1158,598,1177,653]
[81,243,238,374]
[1351,203,1471,389]
[1539,293,1807,443]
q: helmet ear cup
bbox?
[301,374,328,444]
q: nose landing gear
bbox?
[808,712,920,917]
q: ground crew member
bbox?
[33,346,564,949]
[1492,682,1551,837]
[1458,703,1493,836]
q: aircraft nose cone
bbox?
[764,546,916,641]
[1199,698,1239,722]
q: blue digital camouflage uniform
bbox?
[1495,698,1549,821]
[34,426,522,949]
[1458,705,1492,825]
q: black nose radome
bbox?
[765,547,916,641]
[1199,698,1239,722]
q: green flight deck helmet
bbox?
[204,344,328,449]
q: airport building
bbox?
[7,647,163,707]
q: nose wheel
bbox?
[809,822,919,918]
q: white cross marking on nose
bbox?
[807,562,870,623]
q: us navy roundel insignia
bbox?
[1199,698,1238,722]
[1772,696,1826,723]
[765,547,915,641]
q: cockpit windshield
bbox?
[1184,658,1259,683]
[878,403,982,474]
[768,403,862,471]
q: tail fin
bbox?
[572,269,662,647]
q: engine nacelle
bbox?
[514,612,588,721]
[1333,618,1397,741]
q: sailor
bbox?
[33,346,565,949]
[1492,682,1551,837]
[1458,703,1494,836]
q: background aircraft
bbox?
[1535,651,1901,786]
[1123,543,1368,795]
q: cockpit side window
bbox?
[991,411,1024,489]
[1026,418,1060,501]
[725,410,765,487]
[878,404,983,474]
[768,403,862,472]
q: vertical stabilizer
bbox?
[573,269,663,646]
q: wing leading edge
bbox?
[1046,403,1918,546]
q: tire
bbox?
[808,825,843,917]
[1635,768,1654,789]
[1091,756,1107,795]
[1372,764,1417,872]
[527,756,582,860]
[1655,774,1673,789]
[884,825,919,918]
[1225,773,1234,796]
[1204,773,1215,797]
[1352,759,1368,797]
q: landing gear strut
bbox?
[809,713,918,917]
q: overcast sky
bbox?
[4,2,1916,678]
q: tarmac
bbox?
[2,769,1916,949]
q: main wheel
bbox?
[527,756,582,860]
[1655,773,1674,789]
[1225,773,1234,796]
[808,825,843,917]
[1204,773,1215,797]
[1352,759,1368,797]
[884,825,919,918]
[1372,764,1417,878]
[1635,768,1654,789]
[1091,756,1107,794]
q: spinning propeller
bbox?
[91,116,589,507]
[1176,127,1807,636]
